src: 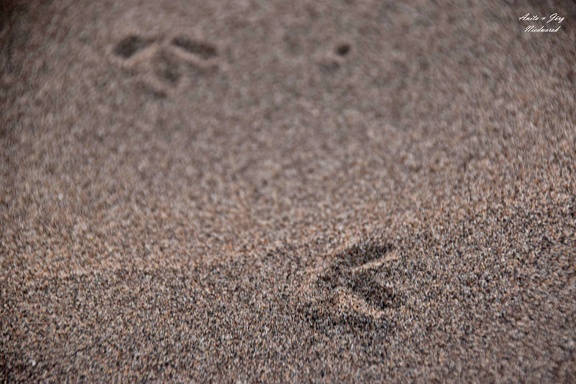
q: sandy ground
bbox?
[1,0,575,382]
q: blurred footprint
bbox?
[170,36,219,61]
[108,33,221,98]
[112,35,156,60]
[109,34,159,67]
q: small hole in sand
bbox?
[336,43,351,57]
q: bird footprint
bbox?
[109,33,220,98]
[112,35,155,59]
[298,243,402,333]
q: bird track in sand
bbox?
[297,243,403,333]
[108,33,220,98]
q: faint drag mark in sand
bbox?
[297,243,402,333]
[107,33,221,98]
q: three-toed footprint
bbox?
[297,243,402,333]
[108,33,220,98]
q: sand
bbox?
[1,0,575,382]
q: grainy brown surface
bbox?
[1,0,575,382]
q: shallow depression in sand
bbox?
[298,243,403,333]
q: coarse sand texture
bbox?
[1,0,575,382]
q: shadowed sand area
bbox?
[1,0,575,381]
